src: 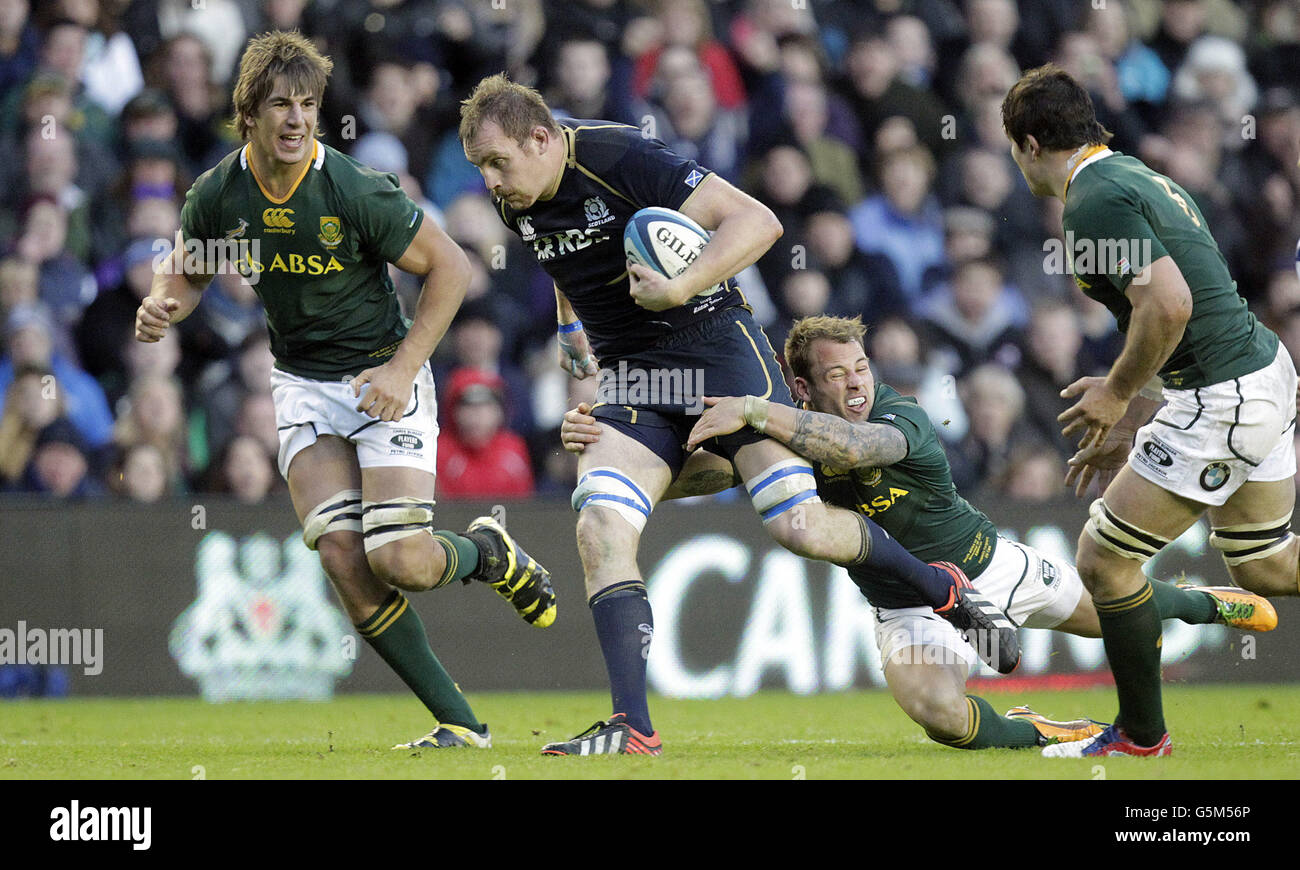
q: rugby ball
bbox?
[624,207,724,299]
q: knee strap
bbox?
[1210,513,1294,566]
[302,489,362,550]
[361,497,435,553]
[1084,497,1171,563]
[745,458,820,522]
[572,466,652,533]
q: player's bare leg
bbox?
[1208,478,1300,599]
[732,437,1020,672]
[289,435,488,747]
[544,425,672,756]
[1049,466,1206,757]
[884,652,975,744]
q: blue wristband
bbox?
[557,320,583,334]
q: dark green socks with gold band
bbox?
[1095,580,1166,747]
[929,696,1040,749]
[430,531,482,588]
[356,590,484,734]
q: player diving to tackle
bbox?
[136,32,555,750]
[1002,65,1298,757]
[564,315,1275,750]
[459,74,1020,756]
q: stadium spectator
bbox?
[1086,0,1169,110]
[0,362,59,489]
[355,58,438,183]
[849,143,945,306]
[948,362,1044,493]
[202,433,278,504]
[867,316,968,443]
[194,327,271,462]
[802,198,907,324]
[109,441,172,502]
[129,0,249,88]
[547,37,629,124]
[0,0,39,102]
[886,15,937,89]
[838,32,951,174]
[436,367,535,499]
[917,258,1024,379]
[0,255,37,318]
[782,79,862,204]
[19,416,103,497]
[436,299,533,437]
[144,32,235,174]
[1015,300,1087,460]
[993,445,1067,502]
[112,371,189,485]
[77,237,166,391]
[1170,35,1258,148]
[632,0,746,111]
[646,60,747,183]
[48,0,144,116]
[0,303,112,448]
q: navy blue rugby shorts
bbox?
[589,308,794,477]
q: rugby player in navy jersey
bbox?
[459,75,1019,756]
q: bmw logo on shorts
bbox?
[1199,462,1231,491]
[389,433,423,451]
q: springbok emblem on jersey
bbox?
[318,216,343,249]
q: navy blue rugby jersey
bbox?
[495,120,750,359]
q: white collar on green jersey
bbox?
[238,141,326,172]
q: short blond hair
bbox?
[459,73,560,147]
[784,315,868,380]
[231,31,333,141]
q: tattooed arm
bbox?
[685,396,908,469]
[762,404,908,469]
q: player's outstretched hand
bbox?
[135,296,179,342]
[352,362,414,422]
[628,261,681,312]
[1058,376,1129,452]
[561,402,601,453]
[1064,427,1131,498]
[685,396,747,451]
[557,326,599,380]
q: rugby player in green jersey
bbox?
[563,314,1273,750]
[135,31,556,750]
[999,65,1298,757]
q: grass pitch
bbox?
[2,684,1298,780]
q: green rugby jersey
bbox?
[180,140,425,379]
[1061,148,1276,389]
[813,383,999,609]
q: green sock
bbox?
[430,531,481,588]
[929,696,1040,749]
[1095,581,1166,746]
[356,590,483,733]
[1148,578,1218,624]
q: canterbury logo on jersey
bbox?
[239,251,343,276]
[263,208,296,231]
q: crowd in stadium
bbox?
[0,0,1298,504]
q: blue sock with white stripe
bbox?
[589,581,654,736]
[855,516,957,609]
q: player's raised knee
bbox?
[744,458,822,555]
[360,497,439,590]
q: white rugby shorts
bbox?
[874,537,1085,675]
[1128,345,1297,506]
[269,364,439,478]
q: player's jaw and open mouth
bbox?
[276,131,308,160]
[844,394,869,420]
